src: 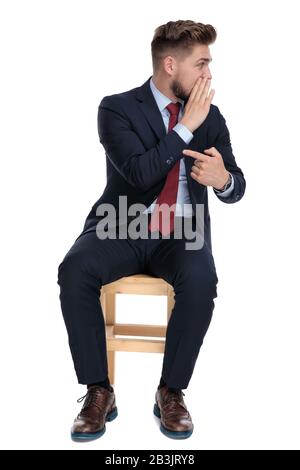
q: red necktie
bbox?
[148,102,181,235]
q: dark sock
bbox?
[87,376,113,392]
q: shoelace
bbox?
[77,387,107,415]
[164,389,186,411]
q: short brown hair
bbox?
[151,20,217,73]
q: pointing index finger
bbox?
[182,149,210,161]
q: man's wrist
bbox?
[173,122,194,144]
[214,172,231,192]
[179,119,194,133]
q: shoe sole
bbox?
[153,403,193,439]
[71,406,118,442]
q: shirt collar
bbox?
[150,76,184,112]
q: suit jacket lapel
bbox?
[136,76,167,140]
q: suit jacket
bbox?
[77,76,246,251]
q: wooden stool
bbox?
[100,274,175,385]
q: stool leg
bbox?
[167,287,175,322]
[101,291,116,386]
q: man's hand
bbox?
[183,147,229,189]
[179,77,215,133]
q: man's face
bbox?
[170,44,213,103]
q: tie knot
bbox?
[166,102,181,116]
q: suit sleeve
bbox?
[97,96,188,191]
[213,106,246,203]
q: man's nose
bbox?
[200,67,212,80]
[200,72,212,80]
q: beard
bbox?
[170,78,190,104]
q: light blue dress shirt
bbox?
[144,77,234,217]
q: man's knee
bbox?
[57,248,100,287]
[57,251,82,286]
[176,259,218,296]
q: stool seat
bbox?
[100,274,175,385]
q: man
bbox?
[57,19,246,441]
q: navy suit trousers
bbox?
[57,215,218,389]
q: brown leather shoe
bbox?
[71,385,118,441]
[153,385,194,439]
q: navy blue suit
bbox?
[57,76,246,388]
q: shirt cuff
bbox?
[213,173,235,197]
[173,122,194,144]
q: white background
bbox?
[1,0,299,450]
